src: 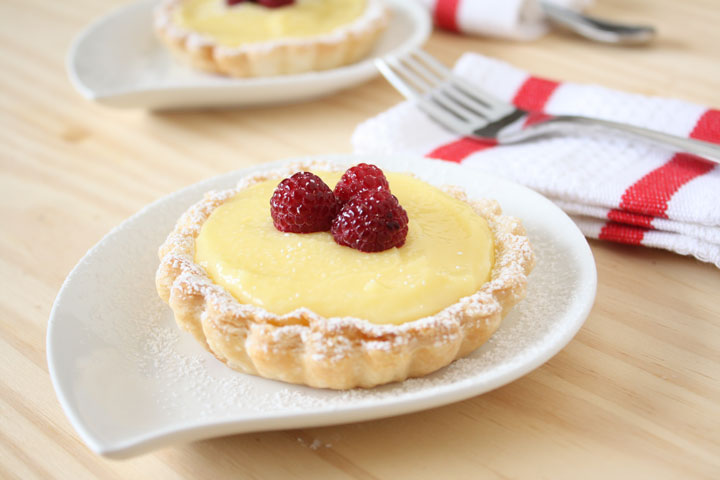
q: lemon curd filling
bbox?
[175,0,367,47]
[195,172,495,325]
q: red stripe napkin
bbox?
[417,0,592,40]
[353,54,720,267]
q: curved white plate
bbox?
[67,0,430,109]
[47,154,597,459]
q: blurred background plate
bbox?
[66,0,431,110]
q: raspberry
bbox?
[333,163,390,204]
[270,172,339,233]
[331,189,409,252]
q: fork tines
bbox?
[375,49,516,136]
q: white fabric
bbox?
[572,216,720,266]
[352,53,720,267]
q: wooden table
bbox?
[2,0,719,478]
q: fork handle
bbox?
[533,116,720,165]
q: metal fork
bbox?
[375,50,720,165]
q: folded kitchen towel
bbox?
[417,0,594,40]
[352,53,720,267]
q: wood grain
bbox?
[1,0,719,478]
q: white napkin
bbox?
[416,0,593,40]
[352,54,720,267]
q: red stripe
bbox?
[434,0,461,32]
[690,109,720,142]
[607,209,654,229]
[618,154,715,218]
[598,222,648,245]
[427,138,496,163]
[426,75,560,163]
[617,108,719,219]
[511,77,561,112]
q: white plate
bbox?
[47,154,597,458]
[67,0,430,109]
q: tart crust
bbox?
[154,0,390,77]
[156,161,535,389]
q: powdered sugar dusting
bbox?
[136,218,579,417]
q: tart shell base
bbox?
[156,163,535,389]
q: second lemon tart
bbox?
[154,0,389,77]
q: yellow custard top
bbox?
[195,172,495,325]
[175,0,367,47]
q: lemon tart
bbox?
[156,161,534,389]
[154,0,389,77]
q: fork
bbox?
[375,49,720,165]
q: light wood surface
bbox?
[2,0,719,478]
